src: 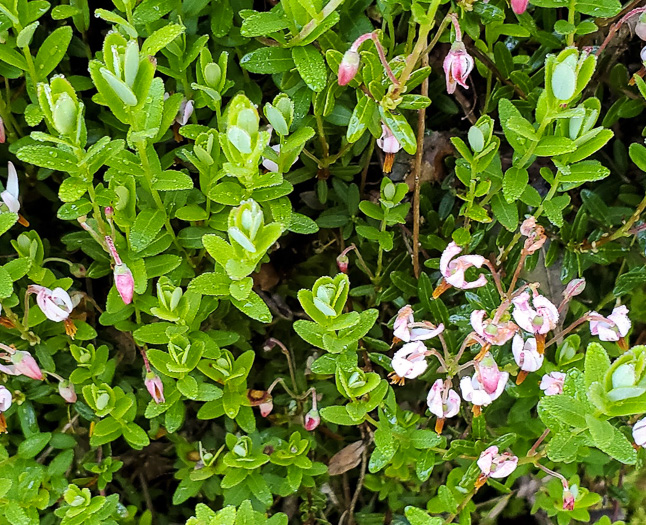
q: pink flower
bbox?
[176,99,194,126]
[589,306,631,342]
[427,379,461,419]
[376,124,401,173]
[259,399,273,417]
[338,49,361,86]
[145,372,165,404]
[637,16,646,41]
[10,350,43,380]
[512,292,559,335]
[0,385,11,412]
[435,242,487,297]
[460,367,508,408]
[28,285,73,323]
[392,305,445,343]
[393,305,415,341]
[391,341,429,379]
[477,446,518,479]
[2,162,20,214]
[633,417,646,447]
[470,310,518,346]
[476,352,507,395]
[337,254,349,273]
[539,372,565,396]
[511,0,529,14]
[520,217,546,254]
[443,41,474,94]
[114,263,134,304]
[304,408,320,431]
[512,335,543,372]
[0,117,5,144]
[58,381,77,403]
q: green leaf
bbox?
[231,291,272,323]
[142,23,185,55]
[491,193,518,231]
[0,266,13,299]
[535,136,577,156]
[17,145,78,173]
[129,210,166,252]
[152,170,194,191]
[347,94,377,143]
[379,107,417,154]
[320,405,355,425]
[543,195,570,227]
[584,342,610,389]
[614,267,646,297]
[538,394,587,429]
[240,11,289,37]
[503,166,528,203]
[17,432,52,459]
[35,26,73,79]
[292,45,327,92]
[240,47,295,74]
[586,415,636,464]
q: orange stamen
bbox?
[64,319,77,339]
[516,370,528,385]
[383,153,395,173]
[432,279,451,299]
[435,418,445,434]
[536,334,546,355]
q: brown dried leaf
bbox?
[327,441,365,476]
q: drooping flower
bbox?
[562,487,576,511]
[589,306,631,347]
[58,381,77,403]
[2,162,20,214]
[461,362,509,414]
[633,417,646,447]
[476,446,518,488]
[0,385,11,412]
[512,335,544,384]
[444,41,474,94]
[519,216,546,254]
[176,98,194,126]
[145,372,165,404]
[259,399,273,417]
[427,379,461,432]
[338,49,361,86]
[376,123,402,173]
[434,242,487,298]
[512,292,559,335]
[28,285,74,323]
[511,0,529,15]
[105,236,134,305]
[470,310,518,347]
[392,305,445,343]
[390,341,429,382]
[539,371,565,396]
[304,408,320,431]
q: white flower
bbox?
[1,162,20,213]
[392,341,429,379]
[512,335,544,372]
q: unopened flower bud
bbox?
[637,13,646,41]
[338,49,360,86]
[337,254,349,273]
[114,263,134,304]
[105,206,114,218]
[633,417,646,447]
[0,117,5,144]
[145,372,165,404]
[511,0,529,15]
[11,350,43,380]
[58,381,77,403]
[70,263,86,278]
[563,278,585,300]
[304,408,320,431]
[259,399,273,417]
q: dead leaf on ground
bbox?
[327,441,365,476]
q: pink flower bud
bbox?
[0,117,5,144]
[443,41,474,94]
[114,263,134,304]
[638,21,646,41]
[259,399,273,417]
[176,99,194,126]
[0,385,12,412]
[511,0,529,14]
[337,254,349,273]
[145,372,165,404]
[11,350,43,380]
[304,408,320,431]
[563,278,586,300]
[58,381,77,403]
[105,206,114,218]
[338,49,360,86]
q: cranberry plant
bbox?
[1,0,646,523]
